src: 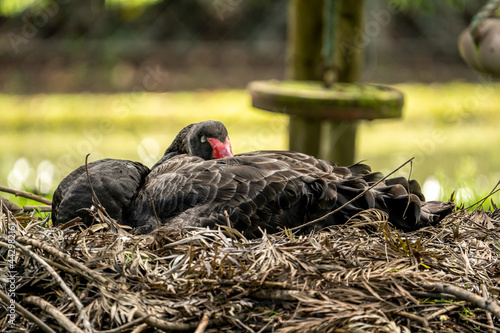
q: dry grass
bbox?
[1,201,500,332]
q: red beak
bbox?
[207,137,233,159]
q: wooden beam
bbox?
[286,0,324,157]
[324,0,364,165]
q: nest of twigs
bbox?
[2,198,500,333]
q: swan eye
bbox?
[200,135,207,143]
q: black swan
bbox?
[52,120,232,226]
[124,150,454,238]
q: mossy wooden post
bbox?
[286,0,324,157]
[250,1,402,167]
[323,0,364,165]
[287,0,364,165]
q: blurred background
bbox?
[1,0,499,206]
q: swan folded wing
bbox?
[53,159,149,226]
[126,153,454,237]
[127,155,342,236]
[237,150,338,173]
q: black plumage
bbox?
[52,120,232,226]
[52,159,149,226]
[124,150,454,238]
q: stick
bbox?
[284,157,415,233]
[24,296,85,333]
[130,323,149,333]
[0,241,82,277]
[397,311,431,332]
[419,282,500,318]
[224,315,255,333]
[183,278,292,290]
[251,289,320,301]
[15,235,109,285]
[85,153,103,209]
[0,185,52,205]
[0,290,57,333]
[465,180,500,210]
[96,315,149,333]
[23,205,52,213]
[409,291,457,300]
[458,314,500,332]
[256,318,275,333]
[131,309,248,332]
[133,309,193,331]
[193,313,210,333]
[481,284,495,330]
[0,196,22,213]
[8,239,93,333]
[425,304,460,320]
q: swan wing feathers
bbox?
[53,159,149,226]
[126,152,400,237]
[126,154,344,236]
[125,152,454,237]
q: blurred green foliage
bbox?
[105,0,161,9]
[1,0,485,17]
[0,0,161,15]
[0,0,34,16]
[389,0,483,12]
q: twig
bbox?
[482,284,495,330]
[224,210,231,228]
[0,185,52,205]
[184,278,293,290]
[23,205,52,212]
[224,315,256,333]
[425,304,461,320]
[362,280,386,303]
[256,317,275,333]
[409,291,458,300]
[419,282,500,318]
[150,199,162,229]
[459,314,500,332]
[82,154,122,231]
[85,153,103,209]
[15,235,109,285]
[0,196,22,213]
[251,289,320,301]
[8,239,93,333]
[0,290,57,333]
[130,323,149,333]
[2,249,83,277]
[397,311,431,332]
[284,157,415,233]
[96,315,149,333]
[193,312,210,333]
[132,309,248,332]
[393,282,419,305]
[56,216,84,230]
[133,309,193,331]
[465,180,500,210]
[24,296,85,333]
